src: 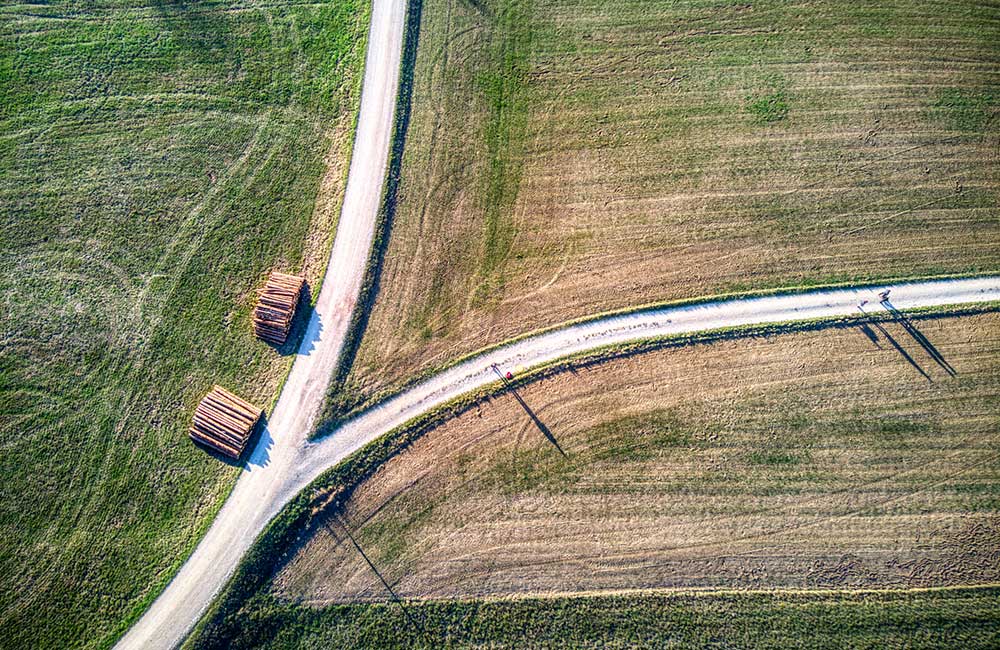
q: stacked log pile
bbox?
[189,385,262,459]
[252,271,305,345]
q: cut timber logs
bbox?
[189,385,262,459]
[253,271,305,345]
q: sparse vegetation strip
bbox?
[197,585,1000,649]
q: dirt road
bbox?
[112,0,407,646]
[300,277,1000,481]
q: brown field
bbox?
[334,0,1000,417]
[279,311,1000,604]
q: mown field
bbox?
[191,310,1000,648]
[0,1,368,647]
[284,311,1000,603]
[329,0,1000,421]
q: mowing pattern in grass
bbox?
[281,312,1000,604]
[329,0,1000,422]
[198,587,1000,649]
[0,1,368,647]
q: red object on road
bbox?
[506,371,513,380]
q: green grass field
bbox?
[0,1,368,647]
[197,587,1000,649]
[327,0,1000,423]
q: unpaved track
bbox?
[113,0,407,646]
[120,269,999,649]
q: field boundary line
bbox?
[293,581,1000,609]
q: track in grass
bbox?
[0,1,369,647]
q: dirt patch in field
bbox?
[278,312,1000,604]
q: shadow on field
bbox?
[325,516,428,637]
[459,0,491,17]
[246,416,273,468]
[884,300,957,377]
[266,283,321,357]
[509,387,566,457]
[857,322,881,347]
[491,365,566,456]
[857,306,931,381]
[150,0,231,62]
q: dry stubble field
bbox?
[330,0,1000,420]
[282,311,1000,604]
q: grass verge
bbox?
[197,585,1000,649]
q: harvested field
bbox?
[0,1,368,647]
[331,0,1000,420]
[280,312,1000,604]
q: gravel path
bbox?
[300,277,1000,483]
[114,0,406,646]
[121,268,1000,650]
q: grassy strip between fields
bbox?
[187,301,1000,648]
[318,272,993,433]
[203,585,1000,649]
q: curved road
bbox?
[115,0,407,645]
[300,276,1000,480]
[126,277,1000,649]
